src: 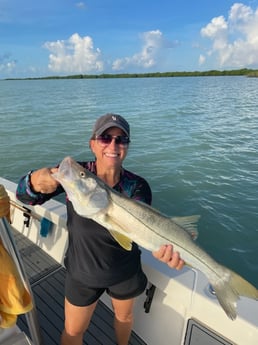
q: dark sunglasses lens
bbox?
[97,135,130,145]
[100,135,112,144]
[116,136,130,144]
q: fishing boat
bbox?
[0,176,257,345]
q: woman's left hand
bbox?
[152,244,185,270]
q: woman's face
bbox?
[90,127,129,170]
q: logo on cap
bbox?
[112,115,117,121]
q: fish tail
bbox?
[212,269,258,320]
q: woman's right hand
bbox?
[30,167,59,194]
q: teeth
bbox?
[105,153,118,157]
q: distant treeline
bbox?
[5,68,258,80]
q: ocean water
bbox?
[1,76,258,286]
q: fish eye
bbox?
[80,171,86,178]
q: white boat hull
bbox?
[1,177,258,345]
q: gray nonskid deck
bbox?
[12,229,146,345]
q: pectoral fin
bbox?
[109,230,132,251]
[98,214,133,251]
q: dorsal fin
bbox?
[171,215,200,240]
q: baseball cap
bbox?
[92,113,130,138]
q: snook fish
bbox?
[52,156,258,320]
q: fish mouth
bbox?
[53,156,79,183]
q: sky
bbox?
[1,0,258,78]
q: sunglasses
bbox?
[95,134,130,146]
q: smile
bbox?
[104,153,120,158]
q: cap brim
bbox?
[95,122,130,137]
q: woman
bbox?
[16,113,184,345]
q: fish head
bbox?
[52,156,109,217]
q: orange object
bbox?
[0,185,10,222]
[0,242,33,328]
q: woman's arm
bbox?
[16,167,63,205]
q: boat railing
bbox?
[0,184,43,345]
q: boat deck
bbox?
[13,229,146,345]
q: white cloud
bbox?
[199,54,206,65]
[199,3,258,68]
[76,2,86,10]
[112,30,172,71]
[0,53,16,73]
[43,33,104,74]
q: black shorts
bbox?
[65,267,148,307]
